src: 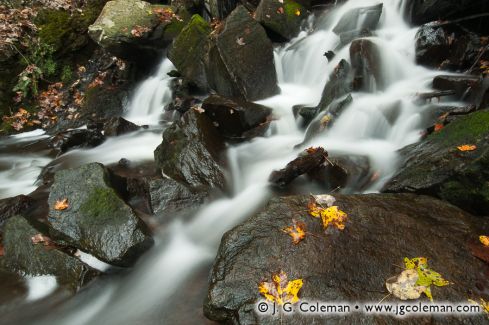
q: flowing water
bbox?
[0,0,463,323]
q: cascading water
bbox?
[1,0,465,323]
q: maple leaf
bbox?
[31,233,55,247]
[282,219,306,244]
[54,198,69,211]
[259,271,303,305]
[480,236,489,247]
[403,257,450,301]
[386,269,426,300]
[236,37,245,46]
[457,144,477,152]
[308,196,347,230]
[434,123,444,132]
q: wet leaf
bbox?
[259,270,303,305]
[295,9,301,16]
[434,123,444,132]
[54,198,69,211]
[457,144,477,152]
[403,257,449,301]
[386,269,426,300]
[236,37,246,46]
[31,233,55,247]
[468,298,489,315]
[480,236,489,247]
[277,7,284,14]
[283,220,306,244]
[308,195,347,230]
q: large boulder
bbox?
[332,3,383,35]
[154,109,227,190]
[48,128,106,154]
[205,6,279,101]
[168,15,211,89]
[204,193,488,324]
[47,163,153,266]
[207,0,240,20]
[315,59,352,113]
[2,216,99,291]
[384,110,489,216]
[202,95,272,140]
[88,0,187,64]
[350,39,383,91]
[255,0,307,41]
[414,22,482,71]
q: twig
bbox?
[466,44,489,74]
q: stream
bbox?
[0,0,465,323]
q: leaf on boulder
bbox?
[403,257,450,301]
[457,144,477,152]
[282,219,306,244]
[308,195,347,230]
[386,269,426,300]
[259,270,303,305]
[54,198,69,211]
[480,236,489,247]
[31,233,56,249]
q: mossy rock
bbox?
[384,109,489,215]
[88,0,187,64]
[47,163,153,266]
[255,0,307,41]
[2,215,99,292]
[168,14,211,89]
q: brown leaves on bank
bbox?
[259,271,303,305]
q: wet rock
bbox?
[338,28,373,47]
[332,3,383,35]
[315,59,352,113]
[103,117,140,136]
[2,216,99,291]
[149,178,207,218]
[269,147,327,187]
[205,6,279,101]
[0,195,34,231]
[255,0,307,41]
[208,0,240,20]
[154,109,227,190]
[414,22,481,71]
[202,95,272,140]
[204,193,488,324]
[384,110,489,215]
[433,75,481,100]
[88,0,186,65]
[350,39,383,91]
[47,163,154,266]
[168,14,211,89]
[0,268,27,305]
[406,0,489,32]
[49,129,105,154]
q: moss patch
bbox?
[428,110,489,146]
[79,187,126,224]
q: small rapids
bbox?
[0,0,465,324]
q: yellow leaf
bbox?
[54,198,69,211]
[457,144,477,152]
[480,235,489,247]
[282,220,306,244]
[319,206,347,230]
[469,298,489,315]
[295,9,301,16]
[402,257,449,301]
[259,271,303,305]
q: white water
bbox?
[0,0,463,322]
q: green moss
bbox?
[428,110,489,146]
[80,187,125,222]
[284,0,304,21]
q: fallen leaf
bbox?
[308,196,347,230]
[236,37,246,46]
[469,298,489,315]
[404,257,450,301]
[434,123,444,132]
[31,233,55,246]
[312,194,336,207]
[259,270,303,305]
[295,9,301,16]
[283,220,306,244]
[386,269,426,300]
[480,236,489,247]
[277,7,284,14]
[54,198,69,211]
[457,144,477,152]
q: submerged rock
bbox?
[205,6,279,101]
[202,95,272,140]
[350,39,383,91]
[255,0,307,41]
[154,109,227,190]
[88,0,186,65]
[384,110,489,215]
[204,193,488,324]
[332,3,383,35]
[49,129,106,154]
[168,14,211,89]
[2,216,98,291]
[47,163,153,266]
[103,117,140,136]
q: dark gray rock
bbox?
[47,163,153,266]
[0,195,34,231]
[316,59,352,113]
[208,0,240,20]
[255,0,307,41]
[350,39,383,91]
[2,216,99,291]
[154,109,227,190]
[202,95,272,140]
[49,129,105,154]
[332,3,383,35]
[103,117,140,136]
[205,6,279,101]
[204,193,488,324]
[384,110,489,216]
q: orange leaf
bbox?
[283,220,306,244]
[480,236,489,247]
[259,271,303,305]
[31,233,54,246]
[54,198,69,211]
[457,144,477,152]
[434,123,444,132]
